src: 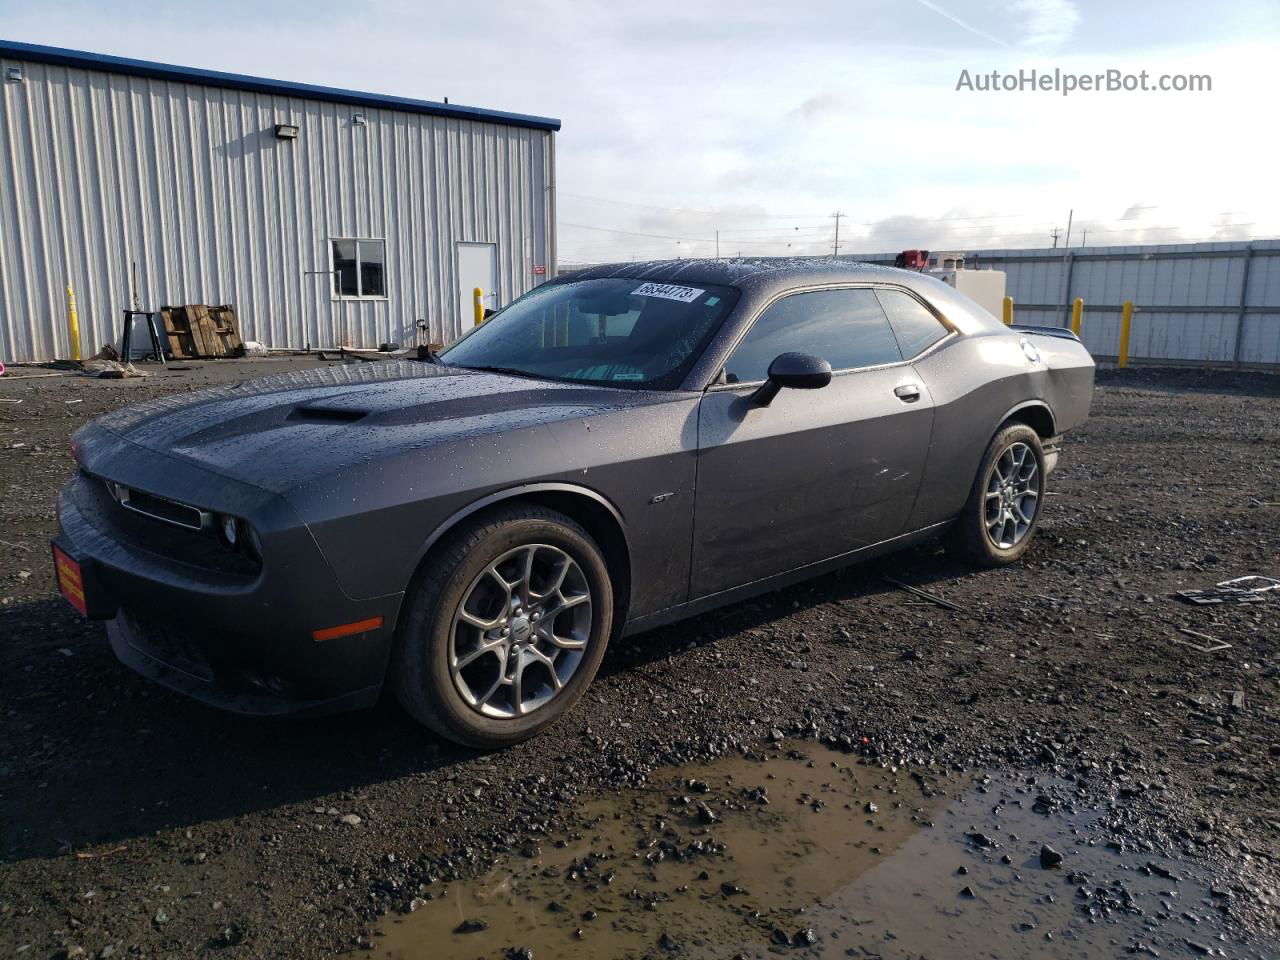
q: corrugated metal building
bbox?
[856,240,1280,369]
[0,40,559,363]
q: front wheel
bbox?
[392,506,613,748]
[946,423,1046,567]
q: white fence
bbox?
[857,240,1280,369]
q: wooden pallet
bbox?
[159,304,243,359]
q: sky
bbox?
[3,0,1277,263]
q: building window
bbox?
[330,238,386,298]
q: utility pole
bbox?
[1080,228,1087,247]
[1050,227,1061,248]
[831,211,844,257]
[715,229,720,260]
[1063,208,1074,249]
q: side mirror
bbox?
[751,352,833,406]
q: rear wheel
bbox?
[392,506,613,747]
[946,423,1045,567]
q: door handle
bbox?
[894,382,922,403]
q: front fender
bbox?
[401,481,631,583]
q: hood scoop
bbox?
[287,404,370,424]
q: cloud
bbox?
[2,0,1274,265]
[786,89,858,122]
[1009,0,1080,50]
[1120,203,1155,221]
[913,0,1081,53]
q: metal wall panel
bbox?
[858,239,1280,368]
[0,55,553,362]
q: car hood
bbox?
[85,361,670,494]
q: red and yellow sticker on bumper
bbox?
[52,545,88,617]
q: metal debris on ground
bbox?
[73,844,127,860]
[316,347,385,362]
[882,575,966,612]
[1216,575,1279,593]
[1176,574,1277,606]
[81,360,146,379]
[1171,629,1232,653]
[89,343,121,362]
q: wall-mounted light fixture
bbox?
[6,66,23,83]
[351,113,366,126]
[274,122,299,140]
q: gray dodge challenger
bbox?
[54,259,1094,746]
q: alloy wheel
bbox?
[449,543,593,718]
[983,441,1040,549]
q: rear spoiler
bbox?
[1009,324,1081,342]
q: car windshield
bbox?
[439,278,740,390]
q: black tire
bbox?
[946,423,1046,567]
[392,505,613,748]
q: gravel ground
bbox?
[0,361,1277,959]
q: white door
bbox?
[456,242,498,334]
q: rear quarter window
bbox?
[876,288,950,358]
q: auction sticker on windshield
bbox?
[633,282,704,303]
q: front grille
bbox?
[73,470,261,577]
[116,608,217,682]
[111,482,209,530]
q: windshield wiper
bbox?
[456,364,562,382]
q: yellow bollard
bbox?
[1118,300,1133,369]
[1002,295,1013,326]
[473,287,484,326]
[1071,298,1083,337]
[66,285,82,362]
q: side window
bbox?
[876,288,948,358]
[724,289,901,383]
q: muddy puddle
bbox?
[371,744,1274,959]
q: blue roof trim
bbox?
[0,39,561,132]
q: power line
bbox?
[559,209,1263,260]
[557,231,1267,263]
[715,224,830,234]
[559,221,714,243]
[561,190,1079,227]
[559,191,824,219]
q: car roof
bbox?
[554,257,1005,335]
[556,257,907,296]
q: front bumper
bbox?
[104,609,382,716]
[55,465,401,718]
